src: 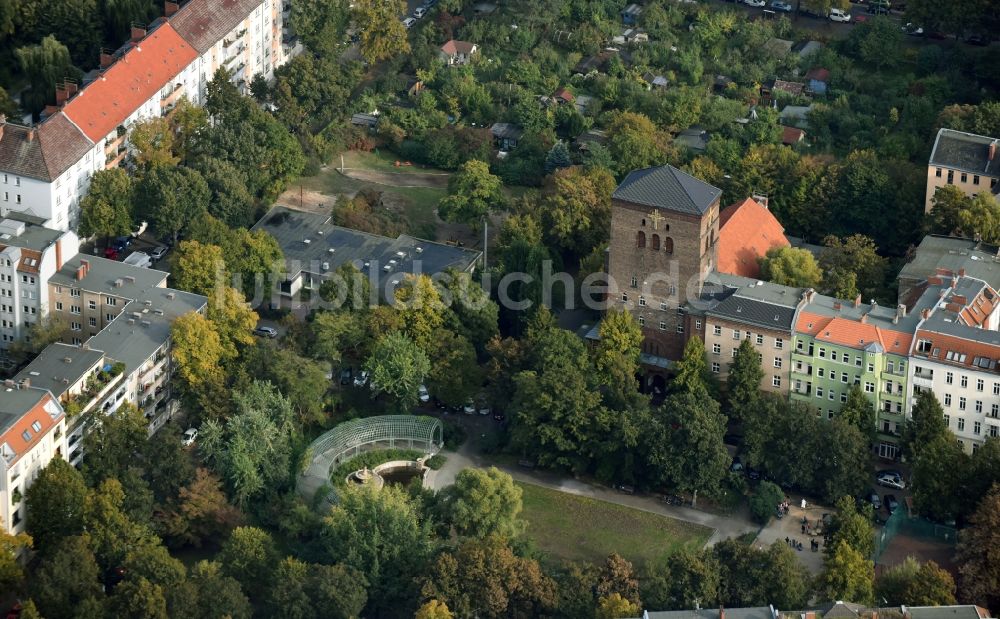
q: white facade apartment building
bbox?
[0,213,79,356]
[0,0,293,231]
[907,273,1000,453]
[0,383,67,536]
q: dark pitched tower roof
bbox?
[612,164,722,216]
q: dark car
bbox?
[339,367,352,385]
[253,326,278,338]
[730,457,744,473]
[112,235,133,251]
[746,466,761,481]
[866,489,882,510]
[966,33,990,46]
[884,494,899,514]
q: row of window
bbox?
[944,415,1000,437]
[942,393,1000,415]
[714,325,786,349]
[2,175,21,186]
[934,167,999,188]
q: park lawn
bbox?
[340,149,450,175]
[517,482,712,566]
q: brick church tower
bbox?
[607,165,722,361]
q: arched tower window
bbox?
[651,234,661,251]
[636,231,646,248]
[664,237,674,254]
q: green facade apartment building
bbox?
[789,291,917,460]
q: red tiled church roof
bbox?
[62,24,198,142]
[716,198,790,279]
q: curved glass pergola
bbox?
[308,414,444,465]
[298,415,444,508]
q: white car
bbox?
[877,472,906,490]
[829,8,851,22]
[353,370,369,387]
[413,7,426,18]
[744,0,766,6]
[418,385,430,403]
[182,428,198,447]
[770,0,793,11]
[402,17,416,29]
[463,399,476,415]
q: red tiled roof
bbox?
[553,87,574,102]
[0,113,94,181]
[0,390,62,467]
[169,0,264,53]
[716,198,790,278]
[782,126,805,145]
[795,311,913,354]
[441,40,477,55]
[62,24,198,142]
[806,68,830,82]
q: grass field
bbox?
[297,166,445,240]
[517,482,712,566]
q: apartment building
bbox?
[0,213,79,356]
[0,0,294,231]
[170,0,287,99]
[46,255,169,344]
[702,275,804,396]
[925,128,1000,212]
[908,274,1000,453]
[14,343,115,466]
[0,384,66,535]
[790,291,917,460]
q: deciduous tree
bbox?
[759,246,822,288]
[31,534,103,619]
[441,467,523,539]
[956,483,1000,611]
[352,0,410,64]
[438,159,504,228]
[364,332,431,411]
[218,527,279,592]
[26,458,87,555]
[876,557,956,606]
[817,541,874,605]
[78,168,134,244]
[727,338,764,422]
[137,165,210,245]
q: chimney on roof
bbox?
[55,85,68,105]
[805,288,815,303]
[897,303,907,319]
[21,377,30,389]
[860,314,868,324]
[165,0,179,16]
[752,194,769,209]
[720,606,725,619]
[922,308,931,319]
[26,127,36,142]
[65,81,78,96]
[130,26,146,42]
[100,52,114,69]
[833,301,842,310]
[959,267,966,277]
[990,140,998,162]
[854,293,862,308]
[55,238,63,271]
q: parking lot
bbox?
[80,230,171,269]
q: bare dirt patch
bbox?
[340,167,450,189]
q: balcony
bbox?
[104,131,126,155]
[160,83,184,110]
[912,374,933,389]
[105,148,126,169]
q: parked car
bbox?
[877,471,906,490]
[149,245,169,260]
[353,370,369,387]
[182,428,198,447]
[614,483,636,495]
[865,489,882,510]
[478,403,491,416]
[965,33,990,46]
[413,7,426,18]
[104,247,120,260]
[122,251,152,268]
[463,399,476,414]
[884,494,899,514]
[743,0,766,6]
[130,220,148,238]
[770,0,793,11]
[340,367,352,385]
[112,235,133,251]
[746,466,761,481]
[902,22,924,36]
[729,457,744,473]
[829,8,851,22]
[867,0,889,14]
[419,385,430,403]
[402,17,416,28]
[253,326,278,338]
